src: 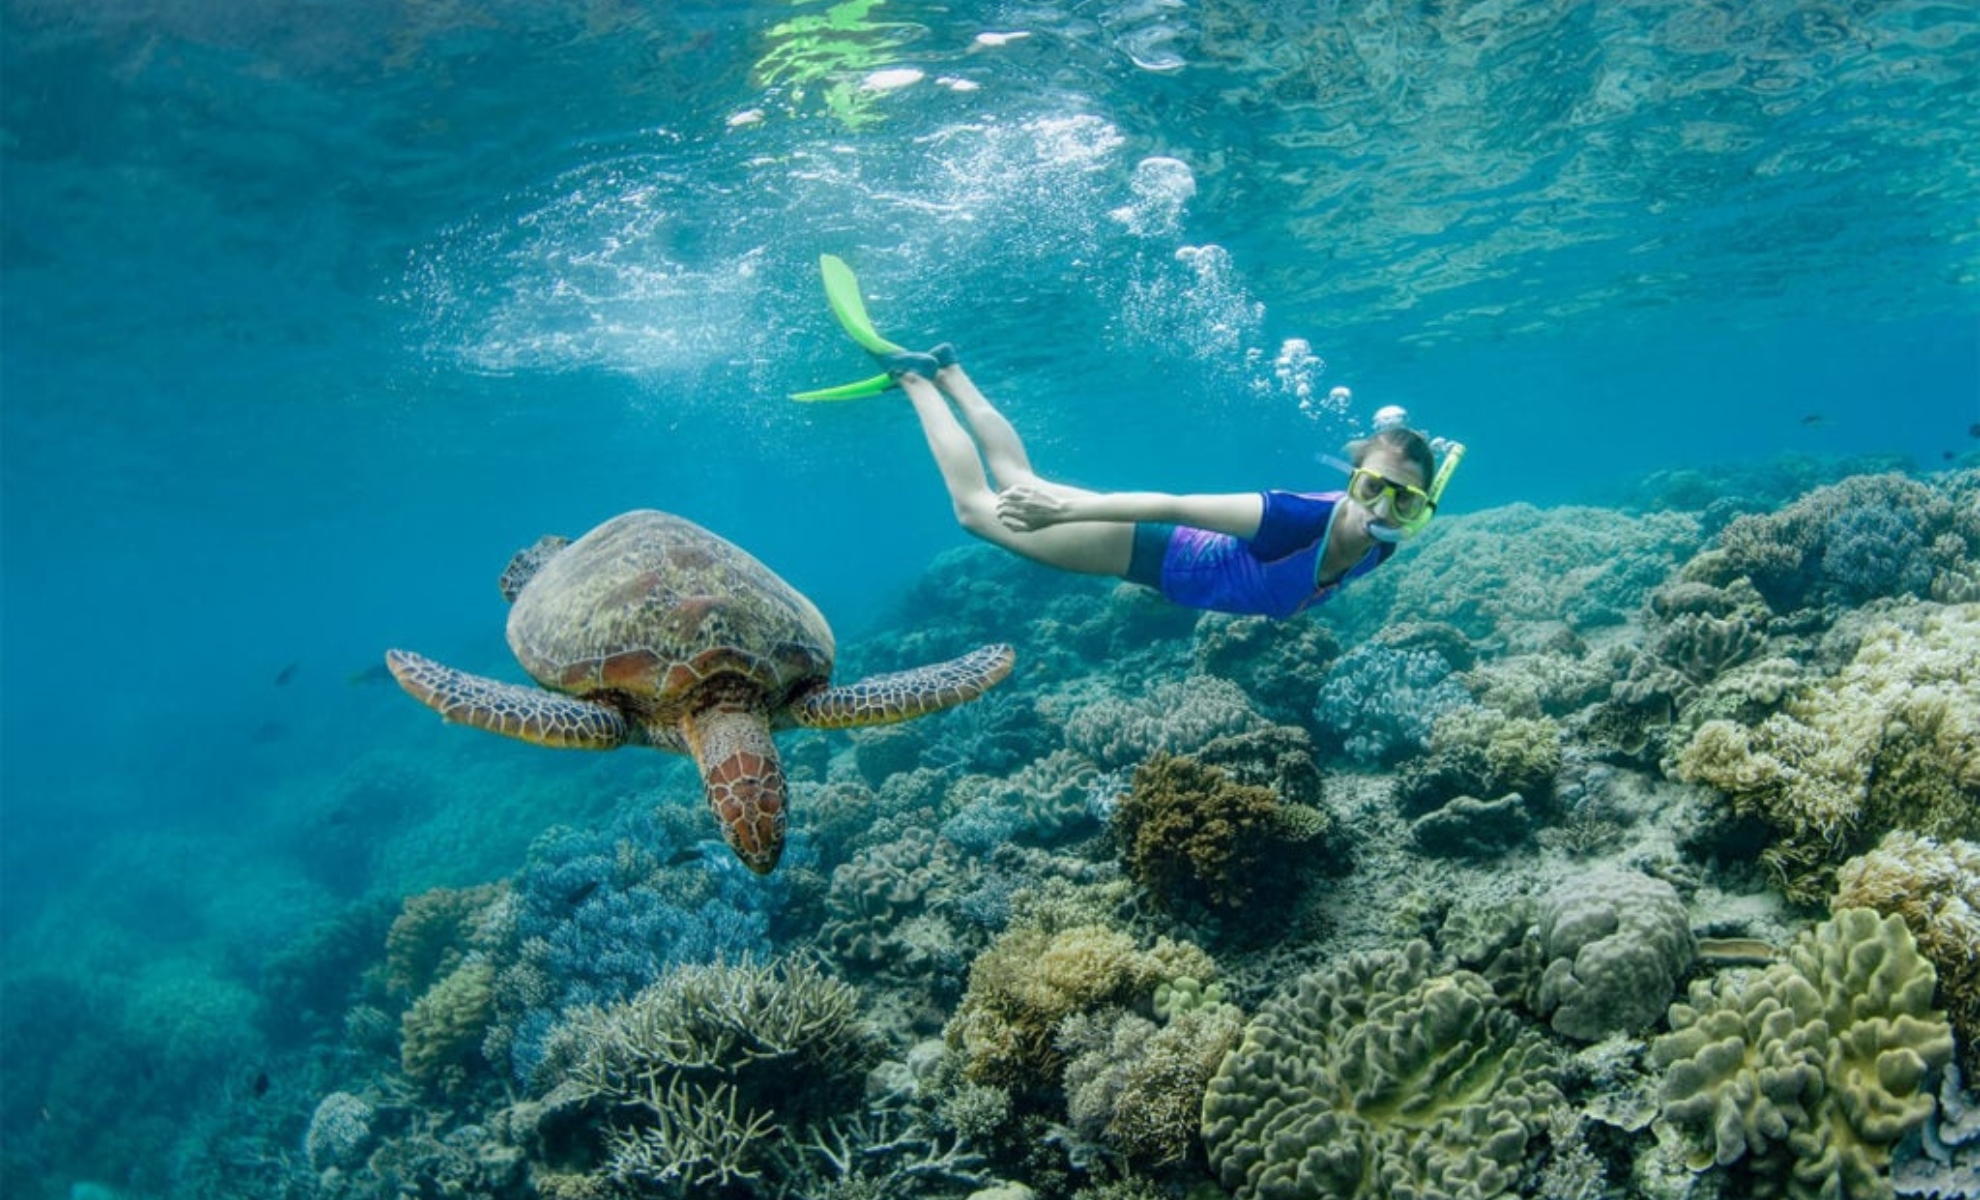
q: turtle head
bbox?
[681,705,789,874]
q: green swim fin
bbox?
[819,254,904,355]
[791,372,896,402]
[791,254,910,401]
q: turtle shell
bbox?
[505,510,835,751]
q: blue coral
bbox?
[1821,506,1933,603]
[496,806,780,1081]
[1314,644,1476,765]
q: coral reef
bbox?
[1706,474,1976,614]
[1671,603,1980,903]
[1314,634,1477,766]
[400,957,497,1095]
[1200,940,1562,1200]
[1650,908,1954,1199]
[1528,867,1695,1042]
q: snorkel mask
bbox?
[1330,405,1468,543]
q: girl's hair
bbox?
[1349,427,1435,483]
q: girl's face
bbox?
[1344,445,1430,530]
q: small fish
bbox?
[1947,450,1958,462]
[1799,413,1826,427]
[252,1071,270,1098]
[1969,422,1980,438]
[274,662,300,685]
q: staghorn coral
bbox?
[1672,604,1980,904]
[1200,940,1562,1200]
[539,956,882,1192]
[1112,752,1288,914]
[946,922,1215,1101]
[1650,908,1954,1199]
[1528,867,1696,1042]
[1834,833,1980,1080]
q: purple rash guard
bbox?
[1151,490,1395,619]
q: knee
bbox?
[953,497,1005,541]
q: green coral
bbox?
[1834,833,1980,1080]
[400,957,497,1095]
[1671,603,1980,903]
[1113,753,1289,914]
[384,882,505,998]
[1200,940,1563,1200]
[1650,908,1954,1199]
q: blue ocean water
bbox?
[2,1,1977,1197]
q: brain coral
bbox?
[1650,908,1954,1199]
[1529,867,1695,1042]
[1200,940,1562,1200]
[1672,603,1980,904]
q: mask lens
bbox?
[1349,470,1384,504]
[1392,489,1429,520]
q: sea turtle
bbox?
[386,509,1015,874]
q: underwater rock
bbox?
[1409,792,1531,858]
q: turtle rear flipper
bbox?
[793,643,1015,729]
[385,649,630,749]
[497,534,573,602]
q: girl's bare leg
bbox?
[898,372,1131,576]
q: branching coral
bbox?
[1201,940,1562,1200]
[1835,833,1980,1080]
[1650,908,1954,1199]
[540,956,882,1192]
[1671,603,1980,903]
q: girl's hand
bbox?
[996,483,1074,531]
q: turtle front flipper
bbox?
[793,643,1016,729]
[385,649,631,749]
[680,704,788,875]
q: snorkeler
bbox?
[795,256,1464,621]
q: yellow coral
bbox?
[948,923,1215,1096]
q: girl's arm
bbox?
[996,484,1265,539]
